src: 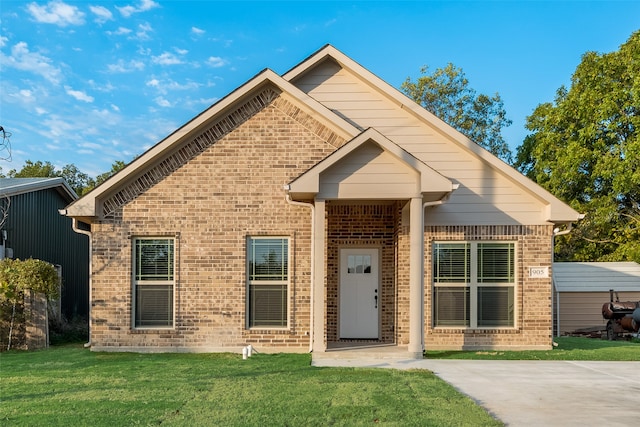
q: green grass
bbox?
[1,345,501,427]
[426,336,640,360]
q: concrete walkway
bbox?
[313,357,640,426]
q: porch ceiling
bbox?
[287,128,454,201]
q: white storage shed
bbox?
[553,262,640,336]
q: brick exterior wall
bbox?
[423,225,555,350]
[88,88,557,353]
[89,90,342,352]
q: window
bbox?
[347,254,371,274]
[247,237,289,328]
[433,242,515,328]
[133,238,175,328]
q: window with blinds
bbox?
[133,238,174,328]
[433,241,515,328]
[247,237,288,328]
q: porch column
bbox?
[408,196,424,357]
[312,199,326,352]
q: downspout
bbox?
[71,216,92,348]
[284,187,315,353]
[552,223,573,338]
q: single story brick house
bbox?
[64,45,581,356]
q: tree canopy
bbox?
[515,30,640,262]
[3,160,126,196]
[401,63,513,163]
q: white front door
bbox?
[339,248,379,339]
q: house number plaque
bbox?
[529,266,549,278]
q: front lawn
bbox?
[426,336,640,360]
[0,345,501,427]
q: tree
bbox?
[94,160,126,186]
[515,30,640,262]
[7,160,95,196]
[401,63,513,163]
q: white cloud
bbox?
[191,27,205,36]
[89,5,113,23]
[0,36,8,47]
[136,22,153,40]
[27,1,85,27]
[19,89,33,98]
[325,18,338,27]
[145,77,200,95]
[110,104,120,112]
[152,52,183,65]
[88,79,115,92]
[108,27,132,36]
[175,48,188,55]
[36,107,48,115]
[0,42,62,83]
[207,56,228,68]
[65,86,94,102]
[106,59,145,73]
[185,97,219,109]
[154,96,171,107]
[117,0,159,18]
[137,46,151,56]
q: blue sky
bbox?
[1,0,638,178]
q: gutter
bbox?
[423,184,460,210]
[283,187,315,353]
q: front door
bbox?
[339,248,379,339]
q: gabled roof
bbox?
[284,45,582,223]
[0,177,77,201]
[65,45,581,224]
[553,262,640,292]
[288,128,454,201]
[64,68,363,219]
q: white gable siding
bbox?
[318,143,420,199]
[294,60,547,225]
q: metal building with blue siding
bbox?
[0,178,89,320]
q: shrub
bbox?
[0,258,59,350]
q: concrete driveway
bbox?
[313,358,640,426]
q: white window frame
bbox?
[246,236,290,330]
[433,241,517,329]
[132,237,176,329]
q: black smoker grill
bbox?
[601,290,640,340]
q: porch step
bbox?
[311,345,423,367]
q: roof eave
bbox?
[284,45,581,222]
[65,68,361,220]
